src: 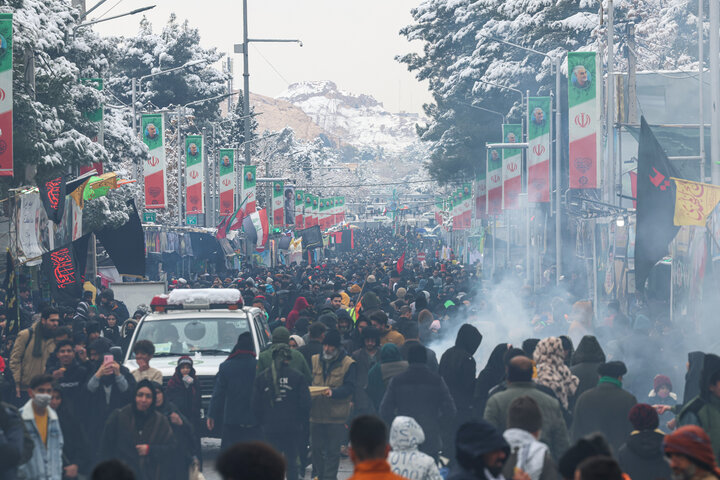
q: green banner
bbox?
[82,78,103,123]
[185,135,203,167]
[219,149,234,177]
[141,113,163,151]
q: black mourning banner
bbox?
[42,235,90,305]
[635,116,681,291]
[300,226,322,250]
[38,176,66,224]
[97,200,146,277]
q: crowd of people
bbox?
[0,227,717,480]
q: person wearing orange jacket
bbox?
[347,415,406,480]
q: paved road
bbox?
[201,438,354,480]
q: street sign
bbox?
[186,215,198,225]
[142,212,156,223]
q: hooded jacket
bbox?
[448,420,510,480]
[367,344,408,411]
[502,428,556,480]
[474,344,510,416]
[679,353,720,462]
[252,358,311,435]
[388,416,443,480]
[165,358,202,431]
[10,322,56,389]
[286,297,309,332]
[257,327,312,382]
[617,430,671,480]
[439,324,482,417]
[534,337,579,411]
[570,336,606,400]
[208,348,258,427]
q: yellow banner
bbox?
[672,177,720,226]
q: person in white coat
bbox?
[388,416,442,480]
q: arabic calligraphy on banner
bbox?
[672,177,720,226]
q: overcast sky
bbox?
[94,0,432,114]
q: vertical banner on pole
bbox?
[295,189,304,228]
[462,183,472,228]
[435,197,444,225]
[476,170,486,220]
[568,51,599,188]
[502,124,522,209]
[339,196,346,223]
[218,149,235,216]
[141,114,166,209]
[312,195,319,228]
[528,97,551,202]
[283,185,295,226]
[487,148,503,215]
[0,14,13,176]
[272,180,284,227]
[304,193,313,227]
[81,78,104,176]
[241,165,257,215]
[319,198,328,230]
[185,135,204,215]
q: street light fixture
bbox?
[478,33,564,285]
[74,5,155,29]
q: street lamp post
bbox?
[234,0,302,167]
[478,34,563,285]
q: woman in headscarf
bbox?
[533,337,579,411]
[99,380,175,480]
[366,343,408,411]
[474,343,511,415]
[153,382,200,479]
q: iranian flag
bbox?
[487,148,502,215]
[142,114,166,209]
[435,197,444,225]
[320,198,329,230]
[476,169,486,220]
[568,51,600,188]
[185,135,204,215]
[0,14,12,176]
[295,189,304,228]
[242,165,257,215]
[528,97,551,202]
[312,195,320,227]
[304,193,313,227]
[218,149,235,216]
[272,180,284,227]
[338,196,346,223]
[462,183,472,227]
[502,124,522,210]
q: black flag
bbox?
[41,235,90,305]
[635,117,681,291]
[96,200,146,277]
[38,176,66,224]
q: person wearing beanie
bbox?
[571,361,637,454]
[360,292,381,315]
[165,355,202,435]
[366,344,408,411]
[310,327,357,480]
[380,344,457,460]
[648,374,677,432]
[256,327,311,383]
[448,420,510,480]
[664,425,720,480]
[370,311,405,347]
[207,332,261,451]
[616,403,671,480]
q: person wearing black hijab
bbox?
[474,344,511,416]
[99,379,175,480]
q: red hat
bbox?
[664,425,720,477]
[654,374,673,392]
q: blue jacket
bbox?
[208,350,258,426]
[18,401,63,480]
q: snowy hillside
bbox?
[278,81,422,153]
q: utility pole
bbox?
[607,0,616,203]
[627,22,638,124]
[71,0,86,17]
[226,57,234,113]
[700,0,706,181]
[711,0,720,184]
[234,2,301,166]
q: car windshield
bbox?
[130,316,251,357]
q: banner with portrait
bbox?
[272,180,284,227]
[487,148,502,215]
[142,113,166,209]
[462,183,473,228]
[502,124,522,210]
[0,14,13,176]
[284,185,296,226]
[242,165,256,215]
[185,135,204,215]
[218,148,235,216]
[294,189,303,228]
[568,51,600,189]
[475,169,486,220]
[528,97,551,202]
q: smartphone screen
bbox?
[104,354,113,365]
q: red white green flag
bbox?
[218,149,235,216]
[462,183,472,228]
[242,165,256,215]
[295,189,304,228]
[502,124,522,210]
[0,14,13,176]
[475,169,486,220]
[272,180,284,227]
[568,51,600,188]
[528,97,551,202]
[185,135,203,215]
[142,113,166,209]
[487,148,502,215]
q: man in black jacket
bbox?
[298,322,326,367]
[45,340,88,419]
[253,344,311,480]
[380,345,456,459]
